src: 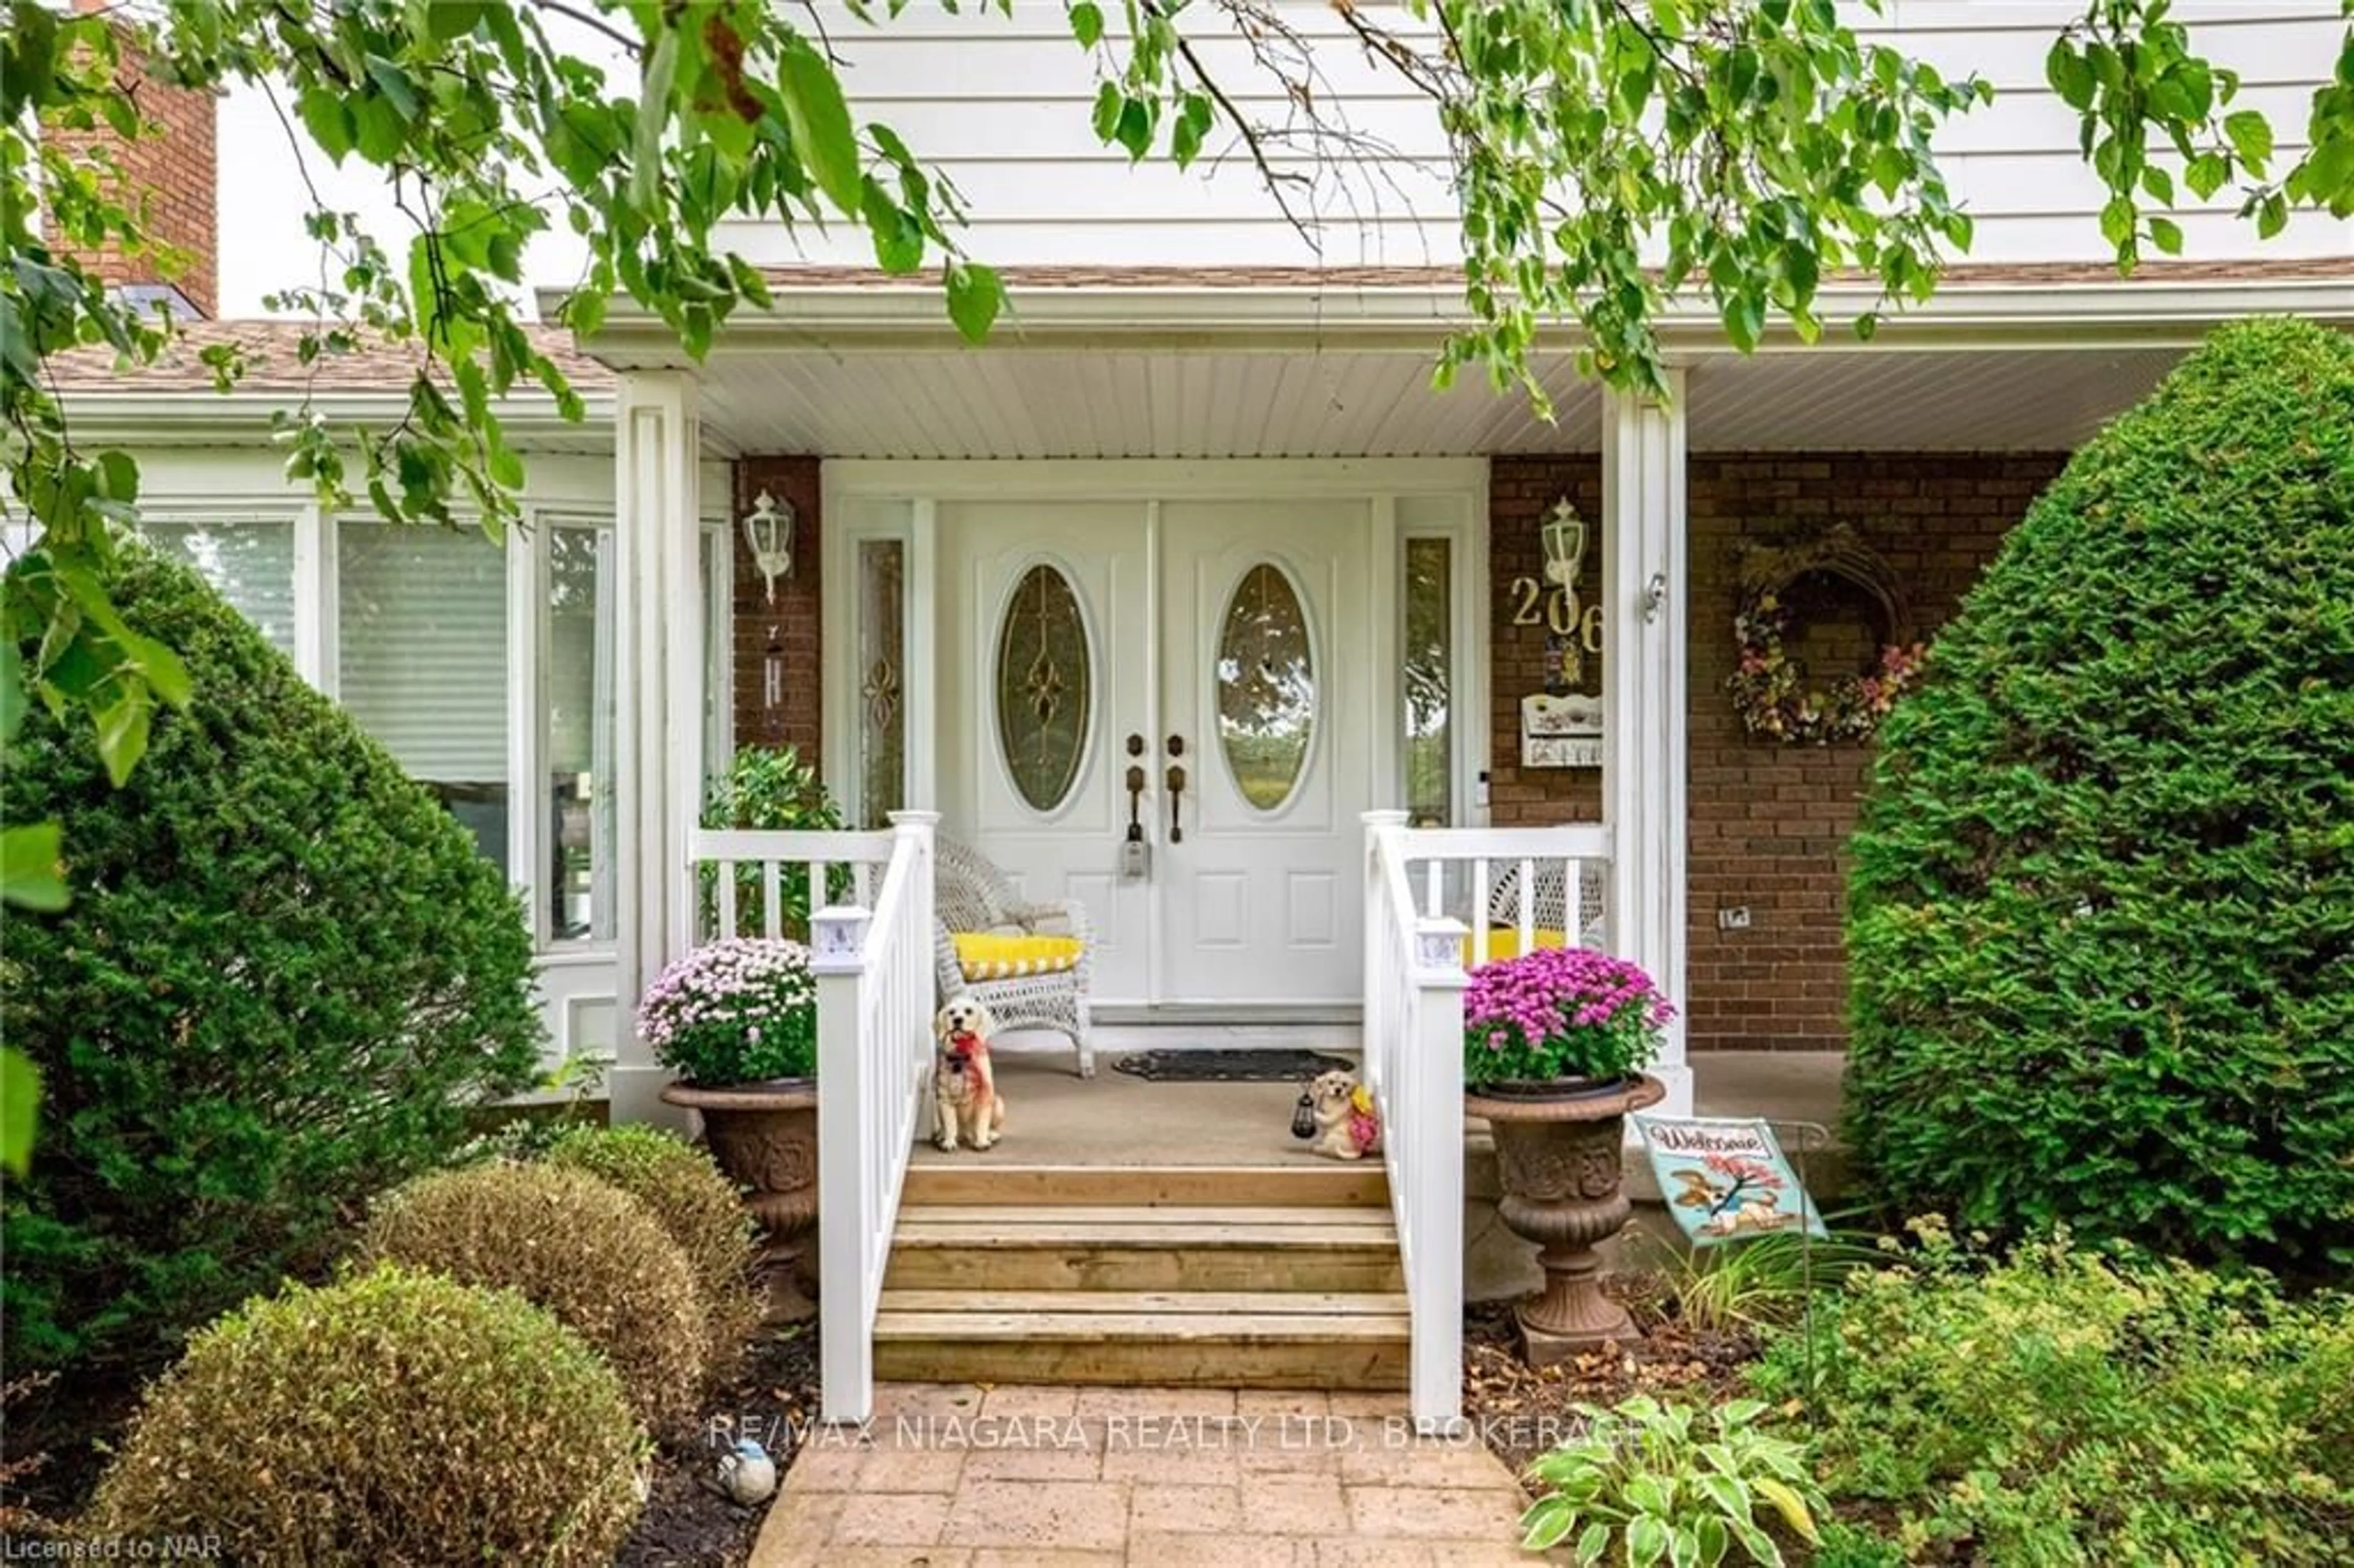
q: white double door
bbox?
[942,498,1375,1008]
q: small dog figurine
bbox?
[1301,1068,1381,1161]
[932,995,1006,1152]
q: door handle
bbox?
[1124,763,1147,842]
[1165,763,1186,843]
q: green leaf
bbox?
[1626,1515,1670,1567]
[1520,1495,1577,1550]
[1070,1,1105,48]
[1,643,28,747]
[94,692,152,788]
[946,262,1004,343]
[2149,215,2184,255]
[779,35,865,216]
[2225,109,2274,171]
[297,86,355,163]
[0,822,69,913]
[427,1,485,41]
[1575,1521,1612,1566]
[1693,1514,1730,1567]
[0,1048,39,1176]
[634,30,680,215]
[2046,42,2096,111]
[1697,1472,1751,1523]
[365,56,421,122]
[1751,1478,1818,1543]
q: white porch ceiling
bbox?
[695,344,2187,459]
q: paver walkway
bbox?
[748,1383,1541,1567]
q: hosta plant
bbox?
[1520,1395,1823,1567]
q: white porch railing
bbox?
[682,813,937,1428]
[1362,813,1615,1433]
[810,812,936,1426]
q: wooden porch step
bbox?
[899,1161,1390,1209]
[884,1203,1406,1293]
[872,1287,1411,1390]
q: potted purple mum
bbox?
[646,937,821,1319]
[1462,946,1675,1358]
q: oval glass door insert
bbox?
[995,563,1092,813]
[1216,562,1315,811]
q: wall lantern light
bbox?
[743,490,796,604]
[1541,498,1587,588]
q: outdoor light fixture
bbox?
[1541,498,1587,588]
[743,490,796,604]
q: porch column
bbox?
[611,370,704,1125]
[1601,373,1694,1118]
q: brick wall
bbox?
[1490,452,2068,1051]
[42,0,218,316]
[729,457,823,757]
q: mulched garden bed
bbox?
[1463,1274,1765,1481]
[617,1319,823,1568]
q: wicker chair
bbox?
[932,836,1095,1078]
[1477,859,1610,954]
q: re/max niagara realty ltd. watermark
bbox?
[708,1409,1591,1455]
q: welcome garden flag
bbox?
[1632,1116,1829,1247]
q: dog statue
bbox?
[931,995,1007,1153]
[1298,1068,1381,1161]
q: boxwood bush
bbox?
[359,1162,708,1433]
[1,544,541,1374]
[87,1265,645,1563]
[544,1124,766,1378]
[1845,316,2354,1269]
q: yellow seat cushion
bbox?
[1463,928,1571,967]
[954,932,1084,981]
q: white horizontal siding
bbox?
[722,0,2350,269]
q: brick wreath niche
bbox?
[730,457,824,759]
[1488,452,2066,1052]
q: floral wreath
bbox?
[1729,527,1924,746]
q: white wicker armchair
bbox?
[1479,859,1610,952]
[932,836,1095,1078]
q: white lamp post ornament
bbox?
[743,490,796,604]
[1541,498,1587,588]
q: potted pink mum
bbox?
[1461,946,1675,1358]
[646,937,820,1319]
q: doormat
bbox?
[1111,1048,1356,1083]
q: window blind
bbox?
[337,522,509,780]
[142,519,297,656]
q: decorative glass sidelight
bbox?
[995,563,1091,813]
[1216,561,1315,812]
[1403,537,1452,826]
[857,539,907,825]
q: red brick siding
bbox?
[42,1,218,317]
[730,457,823,758]
[1490,452,2067,1051]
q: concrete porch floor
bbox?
[931,1026,1845,1170]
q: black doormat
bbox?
[1111,1048,1356,1083]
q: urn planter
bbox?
[660,1078,818,1322]
[1466,1073,1666,1364]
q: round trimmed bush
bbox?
[545,1124,766,1377]
[1845,316,2354,1269]
[360,1162,708,1431]
[1,544,541,1374]
[86,1265,644,1563]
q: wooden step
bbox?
[884,1203,1406,1293]
[900,1161,1390,1209]
[872,1287,1410,1389]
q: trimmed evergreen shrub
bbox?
[545,1123,766,1378]
[359,1162,708,1432]
[1845,316,2354,1268]
[1,544,541,1374]
[87,1265,645,1563]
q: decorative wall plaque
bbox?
[1520,691,1602,769]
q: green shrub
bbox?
[86,1265,644,1563]
[1,544,541,1374]
[1519,1395,1824,1566]
[360,1162,707,1433]
[545,1124,766,1377]
[1749,1221,2354,1564]
[699,743,845,937]
[1844,316,2354,1269]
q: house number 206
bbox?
[1508,577,1605,652]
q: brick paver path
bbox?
[749,1384,1539,1567]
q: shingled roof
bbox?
[42,319,615,395]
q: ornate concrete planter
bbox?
[660,1078,818,1322]
[1465,1073,1666,1363]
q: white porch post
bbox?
[611,370,704,1125]
[1601,373,1694,1118]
